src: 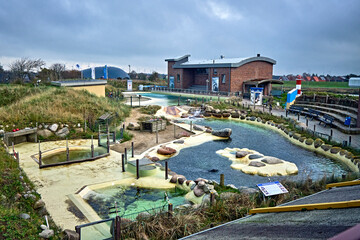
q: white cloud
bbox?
[205,1,243,21]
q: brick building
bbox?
[165,54,282,96]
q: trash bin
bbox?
[344,117,351,126]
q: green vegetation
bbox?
[120,130,133,143]
[276,81,351,89]
[0,86,130,134]
[0,85,49,107]
[139,105,161,115]
[0,143,61,239]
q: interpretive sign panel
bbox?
[257,181,288,196]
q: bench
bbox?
[288,105,304,115]
[303,109,321,121]
[319,114,335,127]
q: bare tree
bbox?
[50,63,66,81]
[9,58,45,83]
[0,62,4,73]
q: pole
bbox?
[66,138,69,161]
[165,161,168,180]
[178,96,180,106]
[306,119,308,127]
[121,154,125,172]
[115,216,121,240]
[349,136,352,146]
[330,129,333,141]
[156,121,159,144]
[168,203,173,218]
[130,96,133,107]
[190,121,193,132]
[220,174,224,186]
[91,135,94,158]
[136,159,140,179]
[124,148,128,164]
[38,140,42,166]
[98,125,101,147]
[131,142,134,157]
[139,95,141,107]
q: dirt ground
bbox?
[111,108,192,155]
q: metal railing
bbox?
[149,86,238,96]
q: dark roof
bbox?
[82,66,130,79]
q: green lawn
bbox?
[277,81,350,89]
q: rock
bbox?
[305,138,314,145]
[151,157,160,162]
[176,132,190,138]
[33,199,45,210]
[195,178,208,184]
[231,112,240,118]
[74,128,83,133]
[48,123,59,132]
[261,157,283,164]
[248,161,266,167]
[178,177,186,185]
[299,137,306,143]
[256,117,262,122]
[193,125,205,131]
[293,133,301,140]
[193,185,205,197]
[250,116,256,121]
[40,224,48,230]
[208,169,219,172]
[222,113,231,118]
[203,112,212,117]
[314,138,324,148]
[39,229,54,239]
[212,113,222,118]
[170,175,178,183]
[330,147,341,154]
[248,154,263,160]
[63,229,79,240]
[236,151,250,158]
[239,187,259,194]
[226,184,238,190]
[339,150,347,156]
[197,181,205,187]
[345,152,354,159]
[240,115,246,120]
[20,213,30,220]
[205,128,212,133]
[14,193,21,201]
[173,139,185,144]
[321,144,332,151]
[211,128,232,138]
[56,127,69,138]
[127,122,139,130]
[181,114,189,118]
[186,180,192,186]
[157,146,176,155]
[220,192,241,200]
[37,129,53,138]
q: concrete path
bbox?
[182,184,360,239]
[241,99,360,150]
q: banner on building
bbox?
[169,76,175,88]
[250,87,263,105]
[127,79,132,91]
[103,65,108,79]
[212,77,219,92]
[91,67,96,79]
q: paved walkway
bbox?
[182,184,360,239]
[241,99,360,150]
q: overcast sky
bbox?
[0,0,359,75]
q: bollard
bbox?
[220,174,224,186]
[130,96,133,107]
[165,161,168,180]
[349,136,352,146]
[38,140,42,166]
[286,110,288,117]
[136,159,140,179]
[297,114,300,121]
[174,124,176,138]
[168,203,173,218]
[190,121,193,132]
[121,154,125,172]
[91,135,94,158]
[131,142,134,157]
[306,119,308,127]
[124,148,128,163]
[66,139,69,161]
[139,95,141,107]
[115,216,121,240]
[313,124,316,132]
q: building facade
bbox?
[165,54,280,95]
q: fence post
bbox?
[156,121,159,144]
[168,203,173,218]
[165,161,168,180]
[130,96,133,107]
[122,154,125,172]
[107,128,110,153]
[66,138,69,162]
[210,192,215,206]
[124,148,128,164]
[220,174,224,186]
[115,216,121,240]
[330,129,333,141]
[98,125,101,147]
[91,135,94,158]
[16,152,20,167]
[297,114,300,121]
[136,159,140,179]
[131,142,134,157]
[349,136,352,146]
[313,124,316,133]
[190,121,193,132]
[75,226,81,239]
[286,110,288,117]
[139,95,141,107]
[38,140,42,167]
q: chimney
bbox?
[257,54,260,57]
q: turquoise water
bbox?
[85,186,186,219]
[139,93,211,106]
[162,118,350,188]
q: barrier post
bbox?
[168,203,173,218]
[165,161,168,180]
[115,216,121,240]
[131,142,134,157]
[66,138,69,161]
[38,140,42,166]
[121,154,125,172]
[349,136,352,146]
[220,174,224,186]
[136,159,140,179]
[130,96,133,107]
[91,135,94,158]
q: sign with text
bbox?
[257,181,288,197]
[127,79,132,91]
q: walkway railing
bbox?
[148,86,238,97]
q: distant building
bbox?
[51,80,107,97]
[82,66,129,79]
[165,54,282,96]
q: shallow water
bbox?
[139,93,207,106]
[85,186,186,219]
[163,118,350,188]
[42,147,108,165]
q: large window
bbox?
[177,74,180,83]
[195,68,208,74]
[221,74,226,84]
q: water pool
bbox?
[84,186,186,219]
[139,93,211,106]
[163,119,350,188]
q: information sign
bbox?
[257,181,288,197]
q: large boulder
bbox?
[63,229,80,240]
[157,146,176,155]
[211,128,232,138]
[248,154,263,160]
[236,151,250,158]
[193,125,205,131]
[248,161,266,167]
[37,129,53,138]
[193,185,205,197]
[56,127,69,138]
[33,199,45,210]
[261,157,283,164]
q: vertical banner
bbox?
[91,67,96,79]
[169,76,175,88]
[212,77,219,92]
[127,79,133,91]
[103,65,108,79]
[250,87,264,105]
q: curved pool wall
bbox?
[162,118,351,188]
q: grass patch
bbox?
[277,81,351,89]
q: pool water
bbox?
[163,118,350,188]
[85,186,186,219]
[42,147,108,165]
[139,93,209,106]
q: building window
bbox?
[177,74,180,83]
[221,74,226,84]
[195,68,207,74]
[213,68,217,74]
